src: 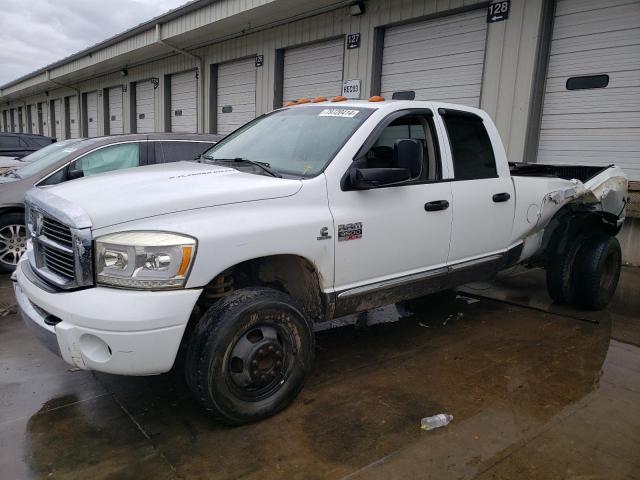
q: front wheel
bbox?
[184,287,315,425]
[0,212,27,273]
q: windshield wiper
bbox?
[207,157,282,178]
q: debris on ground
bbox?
[443,312,464,326]
[421,413,453,431]
[457,295,480,304]
[0,303,16,317]
[418,321,430,328]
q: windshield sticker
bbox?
[318,109,359,118]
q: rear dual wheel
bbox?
[546,234,621,310]
[185,287,314,425]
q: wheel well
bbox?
[196,255,327,324]
[0,206,25,218]
[541,206,619,261]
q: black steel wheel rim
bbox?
[225,316,294,402]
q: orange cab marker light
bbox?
[312,96,328,103]
[368,95,385,102]
[331,95,348,102]
[178,246,193,277]
[285,101,297,107]
[297,97,311,104]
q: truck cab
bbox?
[14,98,627,424]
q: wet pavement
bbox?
[1,269,639,479]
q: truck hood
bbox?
[44,161,303,228]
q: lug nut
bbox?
[268,345,274,352]
[251,359,258,366]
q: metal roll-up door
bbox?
[1,111,5,131]
[10,109,17,132]
[217,58,256,135]
[53,99,63,138]
[40,102,49,136]
[537,0,640,181]
[108,86,124,135]
[170,70,198,133]
[85,92,98,137]
[283,38,344,104]
[381,9,487,106]
[68,96,79,138]
[136,80,155,133]
[28,105,37,133]
[18,107,24,133]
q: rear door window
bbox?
[441,113,497,180]
[154,141,213,164]
[70,142,141,178]
[0,136,20,148]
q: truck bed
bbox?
[509,162,610,183]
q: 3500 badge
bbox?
[338,222,363,241]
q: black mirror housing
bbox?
[393,139,422,178]
[348,167,411,190]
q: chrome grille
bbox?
[42,242,75,280]
[41,218,73,249]
[24,189,94,291]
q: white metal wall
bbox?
[136,80,156,133]
[170,70,198,133]
[68,96,80,138]
[217,58,257,135]
[108,86,124,135]
[537,0,640,181]
[85,92,98,137]
[282,38,344,103]
[381,9,488,106]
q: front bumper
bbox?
[15,259,202,375]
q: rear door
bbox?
[437,109,515,264]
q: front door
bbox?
[329,110,453,301]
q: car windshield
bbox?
[15,139,92,179]
[202,106,374,177]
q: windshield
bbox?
[15,139,91,179]
[202,106,374,177]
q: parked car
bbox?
[0,132,55,159]
[0,133,221,272]
[15,99,627,424]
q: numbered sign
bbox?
[342,79,361,99]
[347,33,361,50]
[487,0,509,23]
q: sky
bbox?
[0,0,189,86]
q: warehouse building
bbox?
[0,0,638,260]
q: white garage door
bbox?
[136,80,156,133]
[40,102,49,136]
[217,58,256,135]
[381,9,487,107]
[53,99,63,138]
[108,86,124,135]
[537,0,640,180]
[283,38,344,104]
[28,104,37,133]
[68,96,79,138]
[85,92,98,137]
[1,111,5,132]
[170,70,198,133]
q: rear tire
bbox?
[571,235,621,310]
[184,287,314,425]
[0,212,27,274]
[545,234,586,305]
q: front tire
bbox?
[185,287,315,425]
[571,235,621,310]
[0,212,27,273]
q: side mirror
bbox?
[67,168,84,180]
[393,139,422,178]
[348,167,411,190]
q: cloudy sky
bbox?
[0,0,188,86]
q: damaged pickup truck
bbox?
[14,99,628,424]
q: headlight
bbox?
[95,232,196,289]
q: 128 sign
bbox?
[487,0,509,23]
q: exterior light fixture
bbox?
[349,2,364,16]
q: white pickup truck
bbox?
[14,98,627,424]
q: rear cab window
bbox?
[440,111,497,180]
[154,141,213,164]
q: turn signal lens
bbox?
[177,246,193,277]
[331,95,348,102]
[285,101,297,107]
[297,97,311,104]
[368,95,385,102]
[312,96,328,103]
